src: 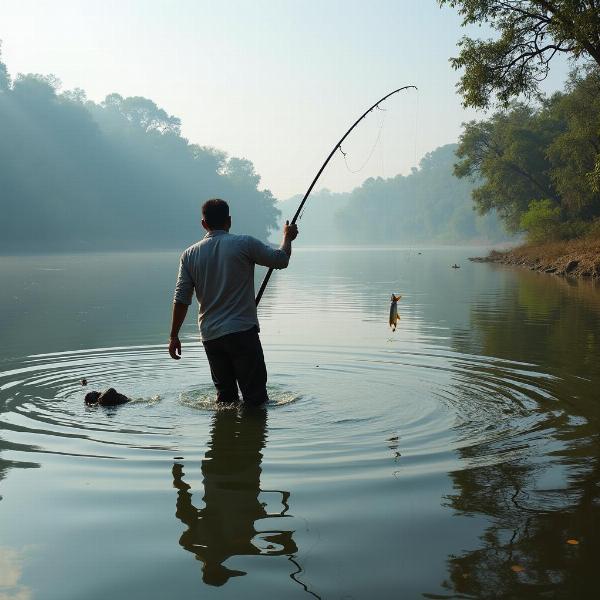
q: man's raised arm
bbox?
[248,221,299,268]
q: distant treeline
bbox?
[0,47,507,253]
[275,144,507,245]
[0,49,279,252]
[455,67,600,243]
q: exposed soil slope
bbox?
[470,238,600,279]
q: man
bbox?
[169,198,298,406]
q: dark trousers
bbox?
[202,326,268,406]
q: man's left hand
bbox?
[169,336,182,360]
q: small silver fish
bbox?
[389,294,402,331]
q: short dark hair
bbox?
[202,198,230,229]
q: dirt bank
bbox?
[470,238,600,279]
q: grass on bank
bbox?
[489,232,600,278]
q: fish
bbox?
[389,294,402,331]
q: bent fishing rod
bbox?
[255,85,417,306]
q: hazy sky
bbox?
[0,0,571,199]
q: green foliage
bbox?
[455,67,600,241]
[585,217,600,238]
[0,50,279,252]
[455,103,561,232]
[519,199,561,242]
[587,156,600,192]
[439,0,600,108]
[546,68,600,217]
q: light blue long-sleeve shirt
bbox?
[173,230,289,341]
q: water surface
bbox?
[1,248,599,599]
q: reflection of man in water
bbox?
[168,198,298,405]
[172,408,297,586]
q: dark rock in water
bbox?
[565,260,579,273]
[84,391,101,405]
[99,388,130,405]
[85,387,130,406]
[98,388,130,405]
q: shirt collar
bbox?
[203,229,228,239]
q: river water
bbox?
[1,247,599,599]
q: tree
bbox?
[455,104,560,231]
[0,42,9,91]
[454,67,600,237]
[102,94,181,134]
[546,67,600,217]
[439,0,600,108]
[332,144,507,243]
[225,157,261,188]
[0,51,280,251]
[519,197,562,240]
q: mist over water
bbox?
[1,248,600,598]
[0,60,280,253]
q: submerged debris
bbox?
[85,387,130,406]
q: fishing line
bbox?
[413,87,420,168]
[298,204,307,221]
[298,196,308,221]
[256,85,418,306]
[298,109,385,220]
[300,91,418,224]
[341,108,387,174]
[380,107,385,179]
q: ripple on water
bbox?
[178,383,302,411]
[0,341,566,476]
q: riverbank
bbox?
[470,238,600,279]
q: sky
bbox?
[0,0,572,200]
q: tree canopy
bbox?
[455,67,600,240]
[0,49,279,252]
[440,0,600,108]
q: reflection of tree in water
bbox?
[172,407,319,597]
[0,409,41,501]
[0,456,38,503]
[433,272,600,598]
[455,272,600,383]
[435,436,600,599]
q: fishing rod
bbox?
[255,85,418,306]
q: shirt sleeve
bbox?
[246,236,290,269]
[173,253,194,305]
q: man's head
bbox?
[202,198,231,232]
